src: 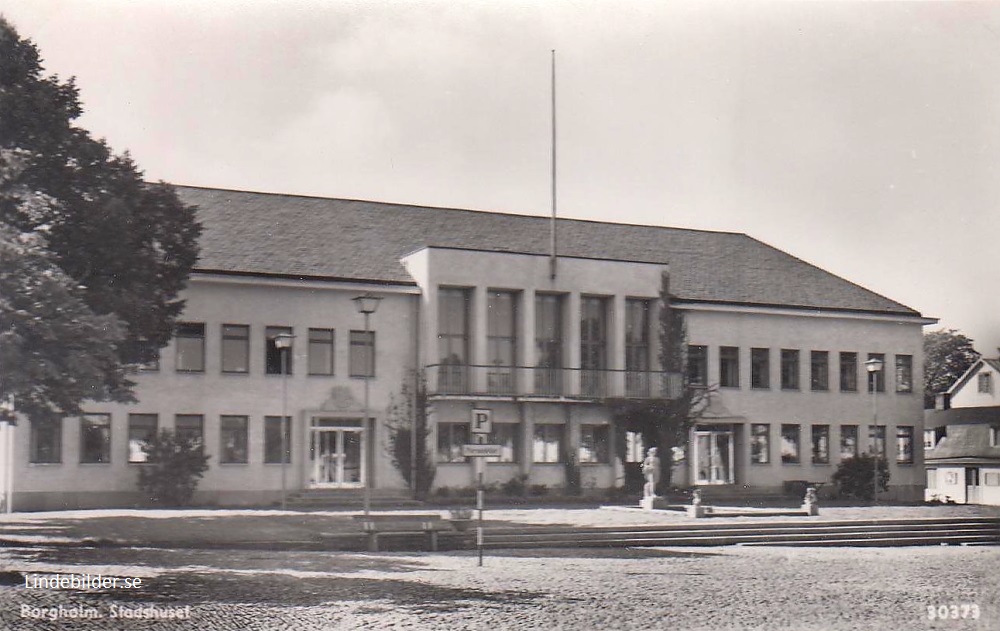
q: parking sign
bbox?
[471,408,492,434]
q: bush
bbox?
[501,474,529,497]
[136,430,210,506]
[832,454,889,501]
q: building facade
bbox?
[8,186,934,510]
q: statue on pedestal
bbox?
[641,447,661,499]
[803,486,819,516]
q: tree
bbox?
[832,454,889,502]
[136,430,211,506]
[924,329,979,408]
[606,272,712,491]
[385,371,435,498]
[0,19,201,422]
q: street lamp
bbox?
[865,357,884,506]
[353,293,382,516]
[274,332,295,511]
[0,398,15,514]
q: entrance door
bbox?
[309,425,364,488]
[694,430,734,485]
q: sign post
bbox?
[468,408,493,567]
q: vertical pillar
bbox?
[473,285,488,393]
[520,289,536,395]
[566,292,581,396]
[609,294,626,397]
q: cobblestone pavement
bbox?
[1,543,997,630]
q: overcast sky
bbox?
[6,1,1000,355]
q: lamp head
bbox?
[865,357,884,373]
[353,293,382,315]
[274,333,295,349]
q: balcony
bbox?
[426,364,682,400]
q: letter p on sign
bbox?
[471,409,492,434]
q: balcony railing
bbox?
[426,364,682,400]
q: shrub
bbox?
[528,484,548,497]
[832,454,889,501]
[501,474,529,497]
[136,430,210,506]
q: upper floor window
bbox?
[265,326,293,375]
[80,413,111,464]
[719,346,740,388]
[30,419,61,464]
[810,351,829,391]
[221,324,250,374]
[625,299,650,372]
[438,288,470,365]
[580,297,608,370]
[839,352,858,392]
[308,328,335,376]
[867,353,886,393]
[349,330,375,377]
[895,355,913,393]
[175,322,205,372]
[535,294,564,395]
[487,291,517,367]
[751,348,770,389]
[924,427,946,450]
[687,345,708,387]
[979,373,993,394]
[781,349,800,390]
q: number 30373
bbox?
[927,604,980,620]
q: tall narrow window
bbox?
[751,423,770,464]
[867,353,886,392]
[30,420,62,464]
[535,294,563,395]
[439,288,470,392]
[579,425,610,464]
[265,326,293,375]
[308,328,335,376]
[487,291,517,394]
[896,426,914,464]
[221,324,250,373]
[838,352,857,392]
[751,348,770,389]
[810,351,829,391]
[868,424,886,457]
[780,424,800,464]
[80,413,111,464]
[979,373,993,394]
[349,331,375,377]
[264,416,292,464]
[687,345,708,387]
[220,415,249,464]
[532,424,563,463]
[781,349,800,390]
[840,425,858,459]
[127,414,158,463]
[436,423,469,463]
[811,425,830,464]
[580,297,608,396]
[625,299,651,396]
[895,355,913,393]
[175,414,204,447]
[719,347,740,388]
[175,322,205,372]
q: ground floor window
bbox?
[625,431,645,463]
[927,468,937,488]
[984,471,1000,487]
[486,423,519,463]
[869,425,886,458]
[29,420,62,464]
[220,415,249,464]
[966,468,979,486]
[127,414,158,463]
[437,422,469,463]
[175,414,204,447]
[264,416,292,464]
[811,425,830,465]
[750,423,770,464]
[579,424,610,464]
[896,426,914,464]
[532,424,563,463]
[80,414,111,464]
[780,424,800,464]
[840,425,858,460]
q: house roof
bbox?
[925,407,1000,428]
[176,185,921,316]
[925,424,1000,462]
[945,358,999,396]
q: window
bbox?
[966,468,979,487]
[811,425,830,464]
[750,424,770,464]
[840,425,858,459]
[925,427,946,449]
[486,424,520,463]
[868,424,886,457]
[264,416,292,464]
[220,415,249,464]
[308,328,335,376]
[810,351,829,391]
[984,472,1000,487]
[751,348,770,389]
[581,297,608,395]
[487,291,517,367]
[780,424,800,464]
[867,353,886,392]
[839,352,858,392]
[532,424,563,463]
[579,425,610,464]
[625,431,645,464]
[175,414,204,447]
[688,345,708,387]
[896,426,914,464]
[895,355,913,393]
[781,349,800,390]
[979,373,993,394]
[131,339,160,372]
[127,414,157,463]
[175,322,205,372]
[625,299,651,372]
[927,468,937,489]
[349,331,375,377]
[991,426,999,448]
[436,422,469,463]
[30,420,61,464]
[80,413,111,464]
[265,326,293,375]
[535,294,564,394]
[439,288,470,365]
[221,324,250,373]
[720,347,740,388]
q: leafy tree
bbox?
[924,329,979,408]
[832,454,889,502]
[136,430,211,506]
[0,19,200,422]
[385,371,435,498]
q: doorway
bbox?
[693,429,734,485]
[309,418,364,488]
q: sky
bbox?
[5,0,1000,355]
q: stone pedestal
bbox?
[687,504,707,518]
[802,502,819,516]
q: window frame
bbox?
[625,299,651,373]
[174,414,205,448]
[80,413,112,464]
[840,425,859,460]
[896,425,914,464]
[687,345,708,387]
[486,290,518,368]
[438,288,471,365]
[719,346,740,388]
[978,373,993,394]
[839,352,858,392]
[780,424,801,464]
[264,415,292,464]
[175,322,206,373]
[578,424,610,464]
[220,415,250,464]
[750,423,770,464]
[221,324,250,374]
[751,348,770,389]
[349,330,376,378]
[810,351,829,392]
[127,413,158,464]
[868,424,887,458]
[307,328,336,376]
[29,420,62,464]
[486,423,520,464]
[780,349,800,391]
[895,355,913,394]
[265,326,294,375]
[811,424,830,465]
[867,353,886,393]
[436,422,470,464]
[532,423,564,464]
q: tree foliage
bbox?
[136,430,211,506]
[924,328,979,408]
[0,19,201,422]
[385,371,436,498]
[831,454,889,502]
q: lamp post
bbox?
[865,357,884,506]
[274,333,295,511]
[0,398,15,514]
[353,293,382,516]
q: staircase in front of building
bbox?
[284,488,424,511]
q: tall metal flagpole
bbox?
[550,49,557,281]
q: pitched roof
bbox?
[925,423,1000,462]
[175,185,921,316]
[926,407,1000,428]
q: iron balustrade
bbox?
[425,364,682,399]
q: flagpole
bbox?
[550,49,557,280]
